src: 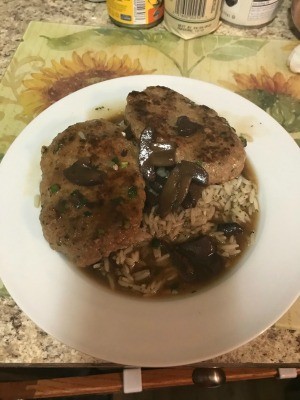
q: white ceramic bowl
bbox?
[0,75,299,367]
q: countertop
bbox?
[0,0,299,365]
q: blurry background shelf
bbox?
[0,0,299,365]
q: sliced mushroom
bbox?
[182,182,204,209]
[176,115,202,136]
[144,170,170,210]
[139,127,176,181]
[158,165,181,218]
[63,158,106,186]
[168,235,225,283]
[217,222,244,237]
[149,143,176,166]
[158,161,208,218]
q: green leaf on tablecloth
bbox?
[94,28,181,54]
[233,39,267,52]
[141,30,182,48]
[270,94,300,132]
[207,45,263,61]
[94,27,144,45]
[140,30,181,53]
[192,37,266,61]
[238,89,300,133]
[0,280,9,297]
[192,35,233,57]
[40,29,100,50]
[238,89,275,110]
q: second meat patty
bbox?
[125,86,246,184]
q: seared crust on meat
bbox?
[40,119,147,267]
[125,86,246,184]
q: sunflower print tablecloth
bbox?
[0,21,299,328]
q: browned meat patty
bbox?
[125,86,246,184]
[40,119,148,268]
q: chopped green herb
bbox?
[84,211,92,217]
[49,183,61,194]
[151,237,161,248]
[111,196,125,206]
[111,156,120,166]
[120,161,129,169]
[196,160,203,166]
[97,228,105,236]
[239,136,248,147]
[128,185,137,198]
[53,134,75,154]
[53,143,63,153]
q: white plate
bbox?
[0,75,300,367]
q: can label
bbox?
[107,0,164,27]
[221,0,283,27]
[164,0,223,39]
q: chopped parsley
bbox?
[120,161,129,169]
[239,135,248,147]
[111,156,120,166]
[128,185,137,198]
[49,183,61,194]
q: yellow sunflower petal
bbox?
[251,73,262,90]
[41,67,61,79]
[72,51,87,68]
[95,51,107,66]
[233,73,252,90]
[286,75,300,99]
[132,58,143,73]
[51,59,70,76]
[23,78,48,89]
[59,57,78,73]
[273,72,288,94]
[261,75,275,93]
[81,52,96,68]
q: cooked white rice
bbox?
[93,175,259,296]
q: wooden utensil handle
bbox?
[1,367,299,399]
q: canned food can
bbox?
[164,0,223,39]
[221,0,284,28]
[106,0,164,28]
